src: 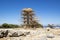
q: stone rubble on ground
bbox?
[0,28,60,40]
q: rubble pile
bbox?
[0,28,60,40]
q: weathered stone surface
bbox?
[47,33,55,38]
[10,37,21,40]
[24,32,30,36]
[9,32,19,37]
[0,30,8,38]
[0,33,3,38]
[0,28,60,40]
[0,30,4,38]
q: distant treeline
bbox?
[0,23,20,28]
[45,24,60,28]
[0,23,59,28]
[0,23,43,28]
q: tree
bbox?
[0,25,2,28]
[2,23,9,28]
[2,23,20,28]
[7,24,19,28]
[37,23,43,28]
[31,21,43,28]
[47,24,54,28]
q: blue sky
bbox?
[0,0,60,25]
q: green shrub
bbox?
[1,23,20,28]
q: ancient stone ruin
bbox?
[22,8,39,28]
